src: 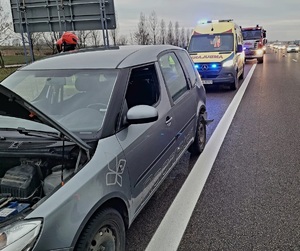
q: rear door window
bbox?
[176,50,199,88]
[158,52,188,102]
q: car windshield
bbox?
[188,33,234,53]
[242,30,262,40]
[1,69,118,133]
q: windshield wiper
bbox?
[16,127,67,140]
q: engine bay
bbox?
[0,141,91,224]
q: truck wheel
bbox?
[188,114,206,156]
[230,72,238,90]
[75,208,125,251]
[257,57,264,64]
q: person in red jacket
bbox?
[55,32,79,53]
[56,38,63,53]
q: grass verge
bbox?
[0,67,18,82]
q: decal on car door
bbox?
[106,154,126,187]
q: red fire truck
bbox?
[242,25,267,64]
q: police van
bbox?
[187,19,245,90]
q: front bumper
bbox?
[197,65,235,85]
[244,48,264,59]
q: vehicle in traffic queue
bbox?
[286,44,299,53]
[277,43,286,50]
[272,43,279,50]
[187,19,245,91]
[0,45,208,250]
[242,25,267,64]
[272,42,286,51]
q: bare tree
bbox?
[0,3,13,67]
[159,19,166,44]
[179,27,186,48]
[34,37,46,54]
[90,30,102,46]
[110,29,117,46]
[109,13,120,46]
[148,11,159,45]
[134,12,150,45]
[174,21,180,46]
[166,21,174,45]
[129,32,135,45]
[0,7,11,45]
[20,32,43,61]
[42,32,60,54]
[186,28,192,47]
[117,35,128,45]
[76,30,92,48]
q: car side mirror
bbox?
[127,105,158,124]
[237,44,243,53]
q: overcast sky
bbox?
[114,0,300,41]
[2,0,300,42]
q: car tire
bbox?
[230,72,238,90]
[188,115,206,156]
[75,208,125,251]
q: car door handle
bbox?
[166,116,173,126]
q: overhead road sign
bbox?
[10,0,116,33]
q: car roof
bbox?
[22,45,183,70]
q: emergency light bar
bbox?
[207,19,233,23]
[197,19,233,25]
[242,26,263,31]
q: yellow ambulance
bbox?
[187,19,245,90]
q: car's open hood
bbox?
[0,85,91,153]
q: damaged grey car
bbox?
[0,45,207,250]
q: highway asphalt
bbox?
[126,49,300,251]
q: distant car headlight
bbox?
[222,59,234,67]
[0,220,42,250]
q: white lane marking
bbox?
[146,64,257,251]
[292,59,297,62]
